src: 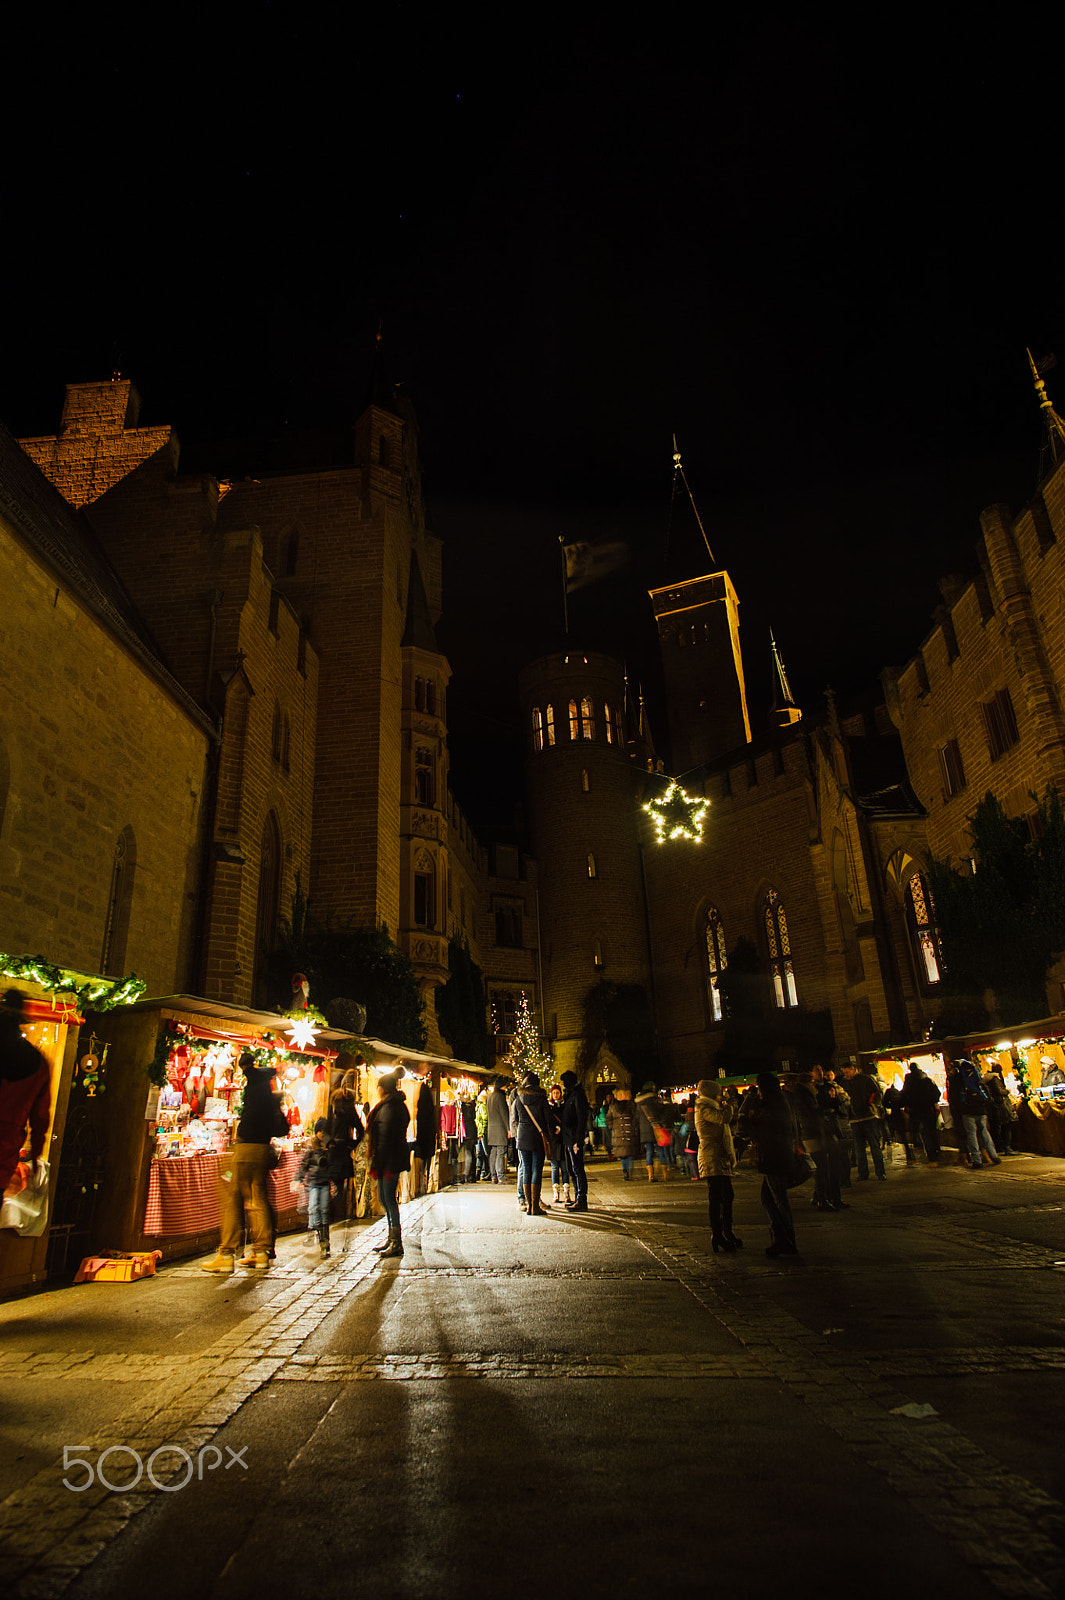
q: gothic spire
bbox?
[769,629,801,728]
[1028,348,1065,480]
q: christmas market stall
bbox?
[0,955,145,1297]
[866,1015,1065,1157]
[350,1039,497,1211]
[84,995,356,1262]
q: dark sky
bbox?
[3,8,1062,823]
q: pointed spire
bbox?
[1027,348,1065,478]
[769,629,801,728]
[671,436,716,566]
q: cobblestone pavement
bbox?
[2,1159,1064,1599]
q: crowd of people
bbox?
[190,1046,1018,1270]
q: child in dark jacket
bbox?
[298,1119,334,1257]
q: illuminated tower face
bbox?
[649,572,751,770]
[519,651,652,1077]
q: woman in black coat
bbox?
[512,1072,552,1216]
[740,1071,800,1257]
[366,1072,411,1259]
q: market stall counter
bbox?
[82,996,356,1263]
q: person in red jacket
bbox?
[0,991,52,1196]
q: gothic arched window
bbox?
[907,870,943,987]
[705,907,728,1023]
[568,699,580,740]
[764,889,798,1008]
[532,706,544,752]
[544,704,555,747]
[580,696,595,740]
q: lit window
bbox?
[604,703,613,744]
[907,871,943,987]
[569,699,579,740]
[705,908,728,1023]
[581,769,590,792]
[581,696,595,740]
[587,853,597,879]
[532,706,544,752]
[765,889,798,1008]
[593,939,603,968]
[545,704,555,747]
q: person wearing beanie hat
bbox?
[297,1118,334,1257]
[695,1078,741,1252]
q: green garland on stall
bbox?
[0,952,146,1014]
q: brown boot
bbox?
[530,1183,547,1216]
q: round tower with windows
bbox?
[518,649,654,1083]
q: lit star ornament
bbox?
[643,780,709,844]
[285,1016,319,1052]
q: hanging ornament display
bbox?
[642,779,709,844]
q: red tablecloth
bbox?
[144,1149,303,1237]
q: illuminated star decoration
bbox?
[285,1015,319,1052]
[643,780,709,844]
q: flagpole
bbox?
[559,535,569,635]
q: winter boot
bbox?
[553,1183,561,1203]
[530,1183,547,1217]
[564,1182,573,1203]
[379,1226,404,1259]
[201,1251,235,1274]
[239,1249,269,1270]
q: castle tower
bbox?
[519,649,653,1080]
[399,550,452,1048]
[648,571,752,770]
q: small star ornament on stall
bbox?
[643,780,709,844]
[286,1015,319,1052]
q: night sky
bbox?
[3,9,1062,824]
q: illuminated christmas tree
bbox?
[502,991,556,1087]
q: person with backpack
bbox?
[951,1057,1002,1170]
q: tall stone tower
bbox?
[518,649,653,1080]
[649,571,752,770]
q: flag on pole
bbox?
[563,539,629,593]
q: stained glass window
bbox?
[705,908,728,1023]
[765,889,798,1008]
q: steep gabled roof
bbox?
[0,420,215,735]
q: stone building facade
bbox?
[0,420,212,994]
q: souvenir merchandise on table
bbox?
[150,1024,333,1162]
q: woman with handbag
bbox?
[512,1072,552,1217]
[739,1070,800,1258]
